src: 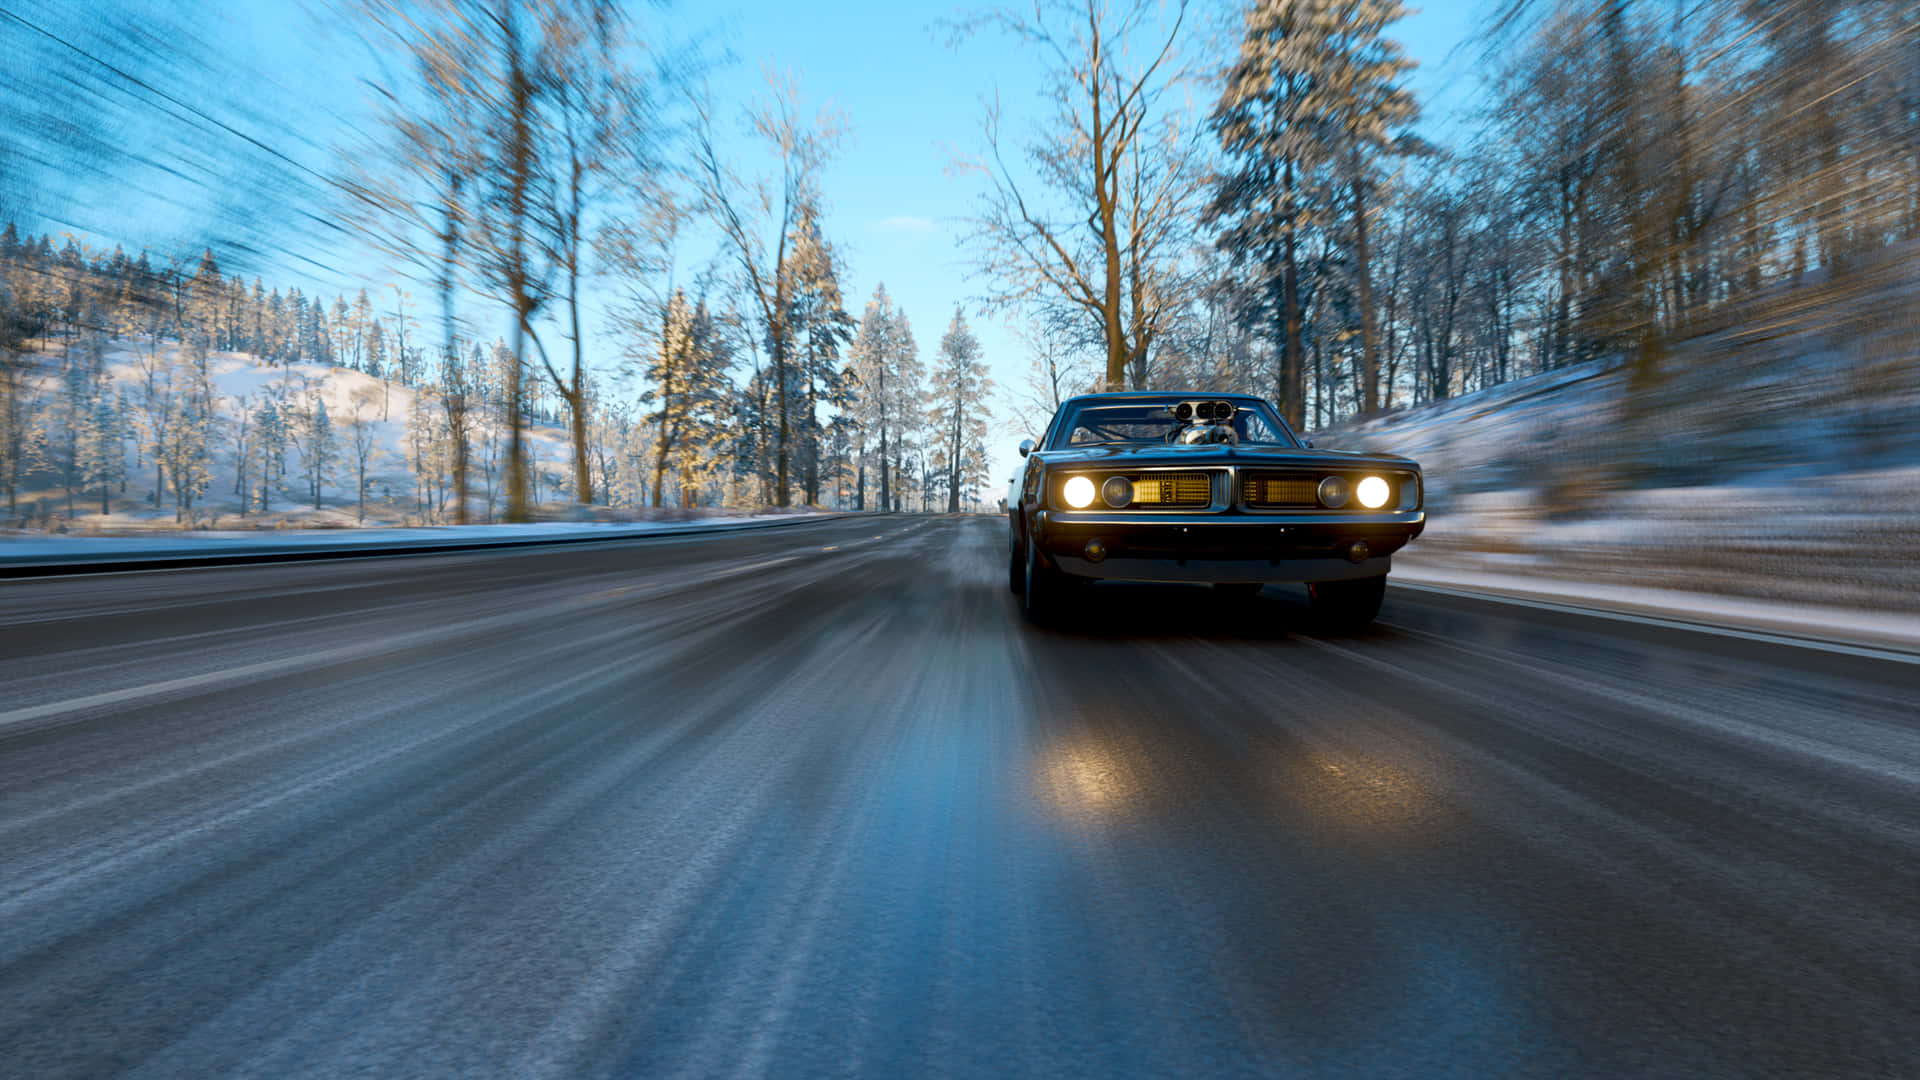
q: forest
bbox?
[2,0,1916,529]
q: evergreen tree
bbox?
[643,290,733,507]
[253,395,289,513]
[163,335,218,522]
[293,392,337,510]
[189,247,224,343]
[48,345,99,516]
[780,209,857,504]
[884,305,923,512]
[928,307,994,514]
[83,379,126,515]
[1213,0,1419,426]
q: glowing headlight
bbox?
[1356,475,1391,509]
[1062,475,1096,508]
[1101,475,1134,508]
[1316,475,1351,508]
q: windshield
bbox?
[1050,401,1298,449]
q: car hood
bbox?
[1034,442,1419,472]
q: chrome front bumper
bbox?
[1050,554,1389,584]
[1032,509,1421,583]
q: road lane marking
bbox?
[1392,581,1920,666]
[0,578,706,734]
[0,646,371,731]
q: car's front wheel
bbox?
[1008,535,1026,595]
[1023,538,1073,624]
[1307,574,1386,632]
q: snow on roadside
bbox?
[0,512,849,566]
[1309,251,1920,613]
[13,339,582,530]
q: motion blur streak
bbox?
[1,516,1916,1078]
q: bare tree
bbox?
[950,0,1201,392]
[687,67,845,506]
[348,385,381,523]
[530,1,650,505]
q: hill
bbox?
[1315,244,1920,612]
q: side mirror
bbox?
[1018,439,1034,458]
[1302,438,1315,449]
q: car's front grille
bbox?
[1240,472,1323,508]
[1129,471,1213,506]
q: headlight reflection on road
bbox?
[1036,733,1147,824]
[1288,748,1444,848]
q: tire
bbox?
[1307,574,1386,632]
[1023,537,1072,624]
[1009,536,1026,595]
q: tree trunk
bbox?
[1281,209,1304,428]
[500,1,533,524]
[947,408,961,514]
[877,364,890,513]
[773,327,790,507]
[1354,173,1379,416]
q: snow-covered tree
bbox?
[1212,0,1419,425]
[253,395,289,513]
[848,285,925,512]
[347,385,383,523]
[162,336,218,522]
[928,307,994,513]
[293,391,337,511]
[81,378,127,516]
[643,289,733,507]
[780,206,856,505]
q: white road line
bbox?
[1392,580,1920,667]
[0,647,368,731]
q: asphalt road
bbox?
[2,514,1916,1079]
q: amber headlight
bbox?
[1062,475,1096,509]
[1356,475,1390,509]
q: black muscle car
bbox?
[1007,392,1425,629]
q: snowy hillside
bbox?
[1314,248,1920,612]
[4,339,583,531]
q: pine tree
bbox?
[848,282,906,507]
[885,305,923,512]
[1212,0,1419,425]
[47,339,102,516]
[253,396,289,513]
[643,291,734,507]
[83,380,126,516]
[928,307,994,513]
[189,248,224,343]
[780,208,856,505]
[293,391,337,511]
[164,335,218,523]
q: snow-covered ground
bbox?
[1314,247,1920,613]
[5,338,586,530]
[0,513,849,571]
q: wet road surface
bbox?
[2,514,1917,1078]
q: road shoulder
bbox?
[1392,560,1920,661]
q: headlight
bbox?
[1062,475,1096,509]
[1356,475,1390,509]
[1101,475,1134,508]
[1316,475,1351,508]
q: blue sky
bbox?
[21,0,1489,501]
[676,0,1488,492]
